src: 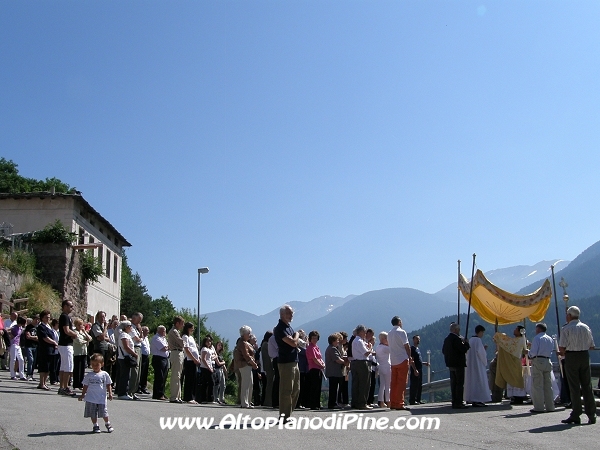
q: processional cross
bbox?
[559,277,569,312]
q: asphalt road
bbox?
[0,374,597,450]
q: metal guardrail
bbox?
[420,362,600,400]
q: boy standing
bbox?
[79,353,114,433]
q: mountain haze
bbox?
[203,241,600,348]
[297,288,456,340]
[204,294,355,346]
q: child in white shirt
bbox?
[79,353,114,433]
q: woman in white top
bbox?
[182,322,201,404]
[376,332,391,408]
[117,321,138,399]
[73,318,92,389]
[197,335,216,403]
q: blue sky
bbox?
[2,1,599,315]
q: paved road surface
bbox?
[0,375,597,450]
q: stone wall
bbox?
[32,243,88,320]
[0,268,25,314]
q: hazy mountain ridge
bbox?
[296,287,457,341]
[518,240,600,300]
[205,294,355,346]
[204,240,600,348]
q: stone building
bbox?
[0,192,131,319]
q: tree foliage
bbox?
[0,157,76,194]
[119,252,231,359]
[81,250,104,284]
[120,252,153,320]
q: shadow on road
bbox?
[28,431,93,437]
[527,424,573,433]
[413,403,512,415]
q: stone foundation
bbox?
[0,268,25,314]
[32,243,88,320]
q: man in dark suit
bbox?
[442,322,470,409]
[409,335,429,405]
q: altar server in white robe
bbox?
[464,325,492,406]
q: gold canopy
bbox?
[458,269,552,325]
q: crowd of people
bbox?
[0,301,596,429]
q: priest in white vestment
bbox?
[464,325,492,406]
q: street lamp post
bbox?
[197,267,209,342]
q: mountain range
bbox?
[205,246,590,346]
[518,239,600,299]
[204,294,355,345]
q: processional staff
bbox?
[464,253,476,339]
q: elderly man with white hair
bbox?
[127,312,144,400]
[235,325,258,408]
[151,325,169,400]
[559,306,596,425]
[442,322,470,409]
[273,305,301,420]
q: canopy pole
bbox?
[550,264,565,382]
[457,259,461,325]
[523,318,531,376]
[464,253,476,338]
[495,317,498,333]
[550,264,561,340]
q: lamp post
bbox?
[197,267,209,342]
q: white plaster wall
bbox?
[0,196,125,318]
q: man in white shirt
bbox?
[388,316,416,410]
[350,325,372,410]
[150,325,169,400]
[138,326,151,394]
[559,306,596,425]
[528,323,555,414]
[127,312,144,400]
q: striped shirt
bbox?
[559,319,595,351]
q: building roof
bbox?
[0,192,131,247]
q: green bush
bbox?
[81,250,104,284]
[32,220,77,245]
[0,247,36,275]
[14,278,62,316]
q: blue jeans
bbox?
[24,347,37,378]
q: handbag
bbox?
[0,333,5,357]
[119,344,138,368]
[105,343,117,364]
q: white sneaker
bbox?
[118,395,133,400]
